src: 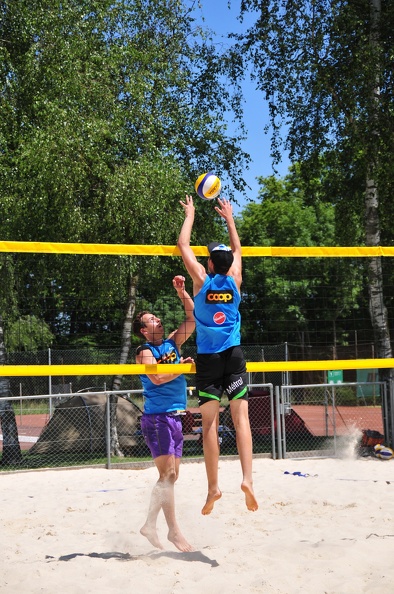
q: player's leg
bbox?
[229,397,258,511]
[141,453,193,551]
[196,353,225,515]
[140,414,193,550]
[199,399,222,515]
[162,419,193,552]
[225,346,258,511]
[140,452,172,549]
[157,454,193,552]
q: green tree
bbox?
[238,169,364,347]
[0,0,247,339]
[237,0,393,434]
[6,315,54,352]
[0,0,252,454]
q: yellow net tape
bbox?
[0,359,393,376]
[1,241,394,257]
[1,241,393,375]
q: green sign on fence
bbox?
[356,368,379,397]
[327,369,343,384]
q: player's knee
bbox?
[230,404,249,431]
[160,467,177,483]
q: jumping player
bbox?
[177,195,258,515]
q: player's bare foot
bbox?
[168,529,194,552]
[241,482,258,511]
[140,525,164,549]
[201,490,222,515]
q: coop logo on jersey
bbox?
[213,311,226,325]
[206,290,234,303]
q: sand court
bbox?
[1,456,394,593]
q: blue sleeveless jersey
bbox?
[138,338,187,414]
[194,274,241,354]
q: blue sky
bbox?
[193,1,291,213]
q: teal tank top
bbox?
[194,274,241,354]
[137,338,187,414]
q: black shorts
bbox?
[196,345,248,406]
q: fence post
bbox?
[19,383,23,422]
[331,386,337,456]
[276,386,282,459]
[48,347,53,417]
[284,342,290,386]
[106,393,111,469]
[390,377,394,449]
[270,385,276,460]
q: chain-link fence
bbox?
[0,384,276,470]
[278,382,387,459]
[1,390,151,470]
[1,373,392,471]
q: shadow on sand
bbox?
[47,549,219,567]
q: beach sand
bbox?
[1,454,394,594]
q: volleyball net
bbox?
[1,240,394,377]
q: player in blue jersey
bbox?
[133,275,195,551]
[177,195,258,515]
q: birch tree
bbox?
[237,0,394,435]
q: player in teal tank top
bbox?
[178,194,258,516]
[132,276,195,552]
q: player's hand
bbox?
[180,356,194,364]
[215,197,233,221]
[173,275,186,291]
[179,194,195,218]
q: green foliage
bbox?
[242,166,336,247]
[2,1,390,353]
[237,1,394,241]
[0,256,18,318]
[6,315,54,352]
[0,0,249,344]
[239,2,392,155]
[238,170,365,345]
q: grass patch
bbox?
[11,400,50,415]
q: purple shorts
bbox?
[140,413,184,459]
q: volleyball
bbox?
[195,172,221,200]
[374,444,394,460]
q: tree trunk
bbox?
[109,272,139,457]
[365,173,393,440]
[0,317,23,466]
[365,0,393,443]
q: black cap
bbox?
[208,242,234,274]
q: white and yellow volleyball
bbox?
[195,172,221,200]
[374,444,394,460]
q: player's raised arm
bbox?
[178,195,206,295]
[168,275,195,349]
[215,197,242,290]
